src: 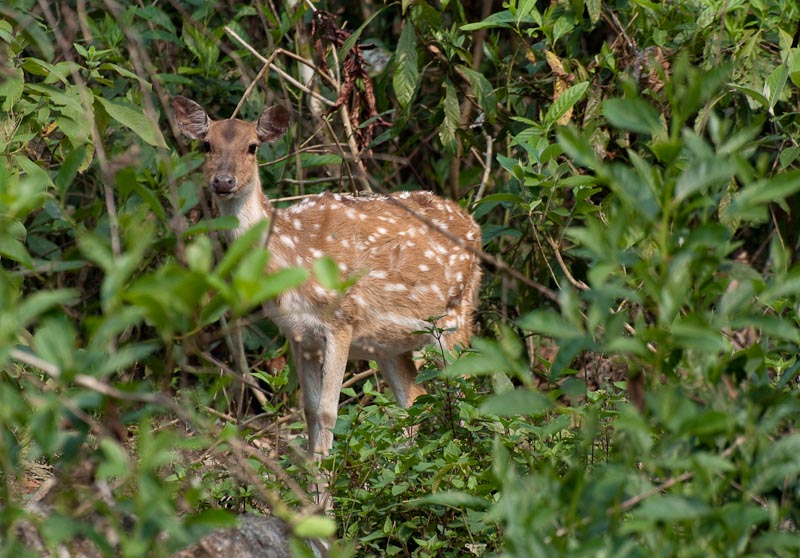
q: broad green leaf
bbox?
[186,236,214,274]
[544,81,589,128]
[54,146,89,197]
[518,309,584,339]
[460,10,517,31]
[184,509,237,529]
[183,215,240,237]
[243,267,308,310]
[16,289,79,327]
[734,169,800,206]
[0,236,33,268]
[457,66,497,121]
[674,157,734,202]
[602,97,664,136]
[93,342,158,377]
[603,163,659,221]
[439,80,460,153]
[215,220,268,279]
[764,60,789,112]
[729,83,769,109]
[394,22,418,108]
[443,337,530,380]
[313,255,340,291]
[473,193,527,207]
[751,434,800,492]
[32,318,76,372]
[557,126,599,169]
[586,0,602,23]
[730,315,800,344]
[479,389,554,417]
[292,515,336,538]
[634,495,711,522]
[0,66,24,112]
[95,96,167,148]
[96,438,130,479]
[412,491,490,510]
[340,6,388,58]
[232,249,270,300]
[671,314,728,353]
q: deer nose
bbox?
[212,174,237,195]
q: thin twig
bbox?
[546,235,589,291]
[224,28,336,108]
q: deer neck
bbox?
[215,178,275,241]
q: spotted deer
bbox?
[172,96,482,458]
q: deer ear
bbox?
[172,96,211,140]
[256,104,291,143]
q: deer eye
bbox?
[201,141,211,153]
[248,143,259,155]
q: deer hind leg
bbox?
[376,352,426,408]
[376,352,427,441]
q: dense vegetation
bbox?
[2,0,800,556]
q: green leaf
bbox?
[729,83,769,109]
[340,6,388,59]
[752,434,800,491]
[95,96,167,148]
[603,163,660,221]
[54,146,89,197]
[473,193,527,207]
[412,491,490,510]
[764,60,789,112]
[292,515,337,538]
[634,495,711,522]
[479,389,554,417]
[184,509,238,529]
[32,318,76,372]
[16,289,78,328]
[460,10,517,30]
[242,267,308,310]
[313,255,340,291]
[96,438,130,479]
[0,66,24,112]
[215,220,268,278]
[544,81,589,128]
[557,126,599,169]
[439,80,460,153]
[0,235,33,268]
[394,22,418,108]
[602,97,664,136]
[457,66,497,121]
[674,157,734,202]
[586,0,602,23]
[671,314,728,353]
[518,309,585,339]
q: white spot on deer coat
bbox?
[384,283,408,292]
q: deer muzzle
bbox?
[211,174,237,196]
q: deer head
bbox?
[172,95,290,200]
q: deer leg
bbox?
[311,325,353,458]
[376,352,427,408]
[291,339,325,458]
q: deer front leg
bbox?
[312,325,353,458]
[291,339,324,458]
